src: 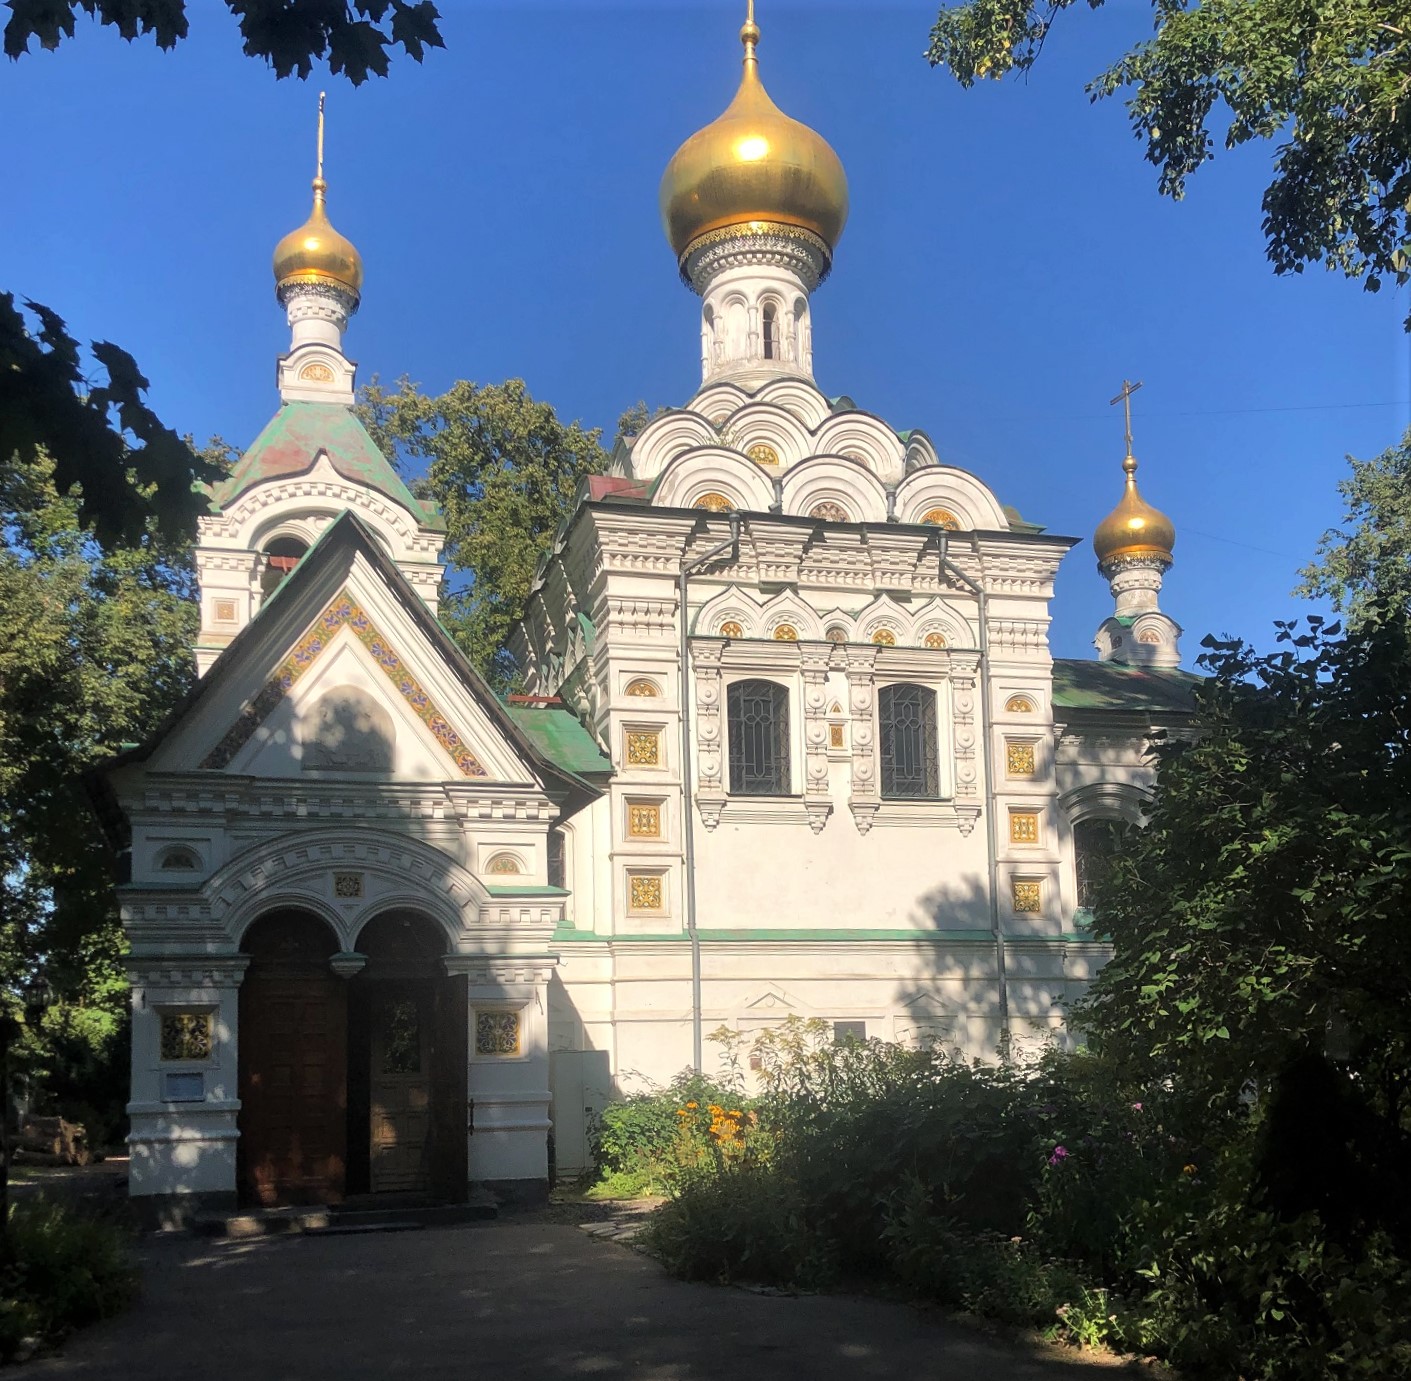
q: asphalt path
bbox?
[28,1219,1122,1380]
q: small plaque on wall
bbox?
[162,1071,204,1103]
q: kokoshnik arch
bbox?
[90,16,1197,1221]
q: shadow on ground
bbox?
[22,1213,1132,1381]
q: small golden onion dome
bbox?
[273,177,363,302]
[1094,454,1176,564]
[659,13,849,262]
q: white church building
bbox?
[91,14,1197,1220]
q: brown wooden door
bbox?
[369,990,432,1193]
[429,972,469,1203]
[238,915,347,1207]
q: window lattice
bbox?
[727,679,790,796]
[160,1011,212,1062]
[879,683,939,799]
[1074,818,1128,909]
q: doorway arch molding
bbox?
[211,829,486,952]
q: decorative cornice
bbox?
[683,223,830,294]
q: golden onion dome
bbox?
[659,10,849,263]
[1094,454,1176,565]
[273,176,363,301]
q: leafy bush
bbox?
[626,1020,1411,1379]
[0,1201,137,1360]
[589,1069,752,1195]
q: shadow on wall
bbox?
[300,686,395,772]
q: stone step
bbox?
[193,1193,497,1239]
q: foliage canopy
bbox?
[927,2,1411,321]
[1296,428,1411,630]
[358,377,609,689]
[4,0,444,83]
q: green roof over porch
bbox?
[501,702,613,778]
[1051,658,1201,715]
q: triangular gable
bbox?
[198,588,490,778]
[90,513,599,833]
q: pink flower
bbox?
[1131,1102,1143,1112]
[1048,1145,1069,1167]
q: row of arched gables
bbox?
[688,589,977,650]
[621,378,1012,530]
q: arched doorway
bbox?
[346,911,468,1201]
[238,910,347,1206]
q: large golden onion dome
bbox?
[659,8,849,264]
[1093,454,1176,565]
[273,176,363,301]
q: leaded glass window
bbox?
[1074,818,1127,910]
[879,683,939,799]
[727,679,790,795]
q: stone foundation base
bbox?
[130,1190,239,1232]
[481,1177,549,1209]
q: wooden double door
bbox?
[238,911,468,1207]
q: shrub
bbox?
[632,1022,1411,1379]
[590,1069,752,1194]
[0,1200,137,1360]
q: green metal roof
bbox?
[210,402,444,529]
[1051,658,1201,715]
[501,702,613,777]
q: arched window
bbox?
[1073,818,1128,910]
[260,536,309,599]
[879,683,939,799]
[158,847,200,872]
[727,679,790,795]
[761,302,778,360]
[547,828,566,889]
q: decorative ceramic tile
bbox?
[773,624,798,641]
[476,1010,520,1057]
[629,873,663,911]
[1012,880,1042,913]
[1005,694,1037,714]
[1006,741,1036,776]
[810,501,850,522]
[160,1011,212,1062]
[624,678,659,697]
[486,854,521,875]
[214,599,237,623]
[829,723,845,749]
[921,508,961,530]
[923,632,947,649]
[718,621,743,639]
[200,591,487,777]
[693,493,732,513]
[825,627,847,644]
[1010,812,1039,844]
[628,803,661,838]
[333,871,364,898]
[626,731,660,766]
[748,442,780,467]
[871,628,896,647]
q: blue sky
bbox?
[5,1,1408,662]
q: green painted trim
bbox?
[555,926,1000,944]
[486,885,571,897]
[550,925,1112,946]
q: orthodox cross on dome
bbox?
[1109,378,1143,463]
[315,89,326,183]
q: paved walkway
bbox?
[28,1220,1118,1380]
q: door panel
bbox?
[429,973,469,1203]
[369,991,432,1193]
[238,916,347,1207]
